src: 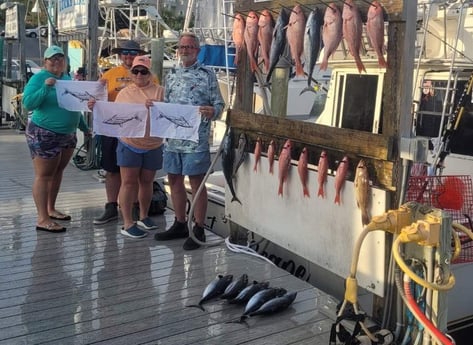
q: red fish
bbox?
[278,139,292,196]
[334,156,349,205]
[342,0,366,73]
[366,1,387,68]
[286,5,306,79]
[317,150,328,198]
[267,140,276,174]
[297,147,309,198]
[253,137,262,172]
[232,13,245,66]
[258,9,274,74]
[320,4,342,71]
[244,11,260,73]
[355,159,370,225]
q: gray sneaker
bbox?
[93,202,118,225]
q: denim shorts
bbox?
[100,135,119,173]
[116,141,163,171]
[163,150,211,176]
[25,121,77,159]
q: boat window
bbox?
[338,74,380,133]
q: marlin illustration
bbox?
[103,114,142,127]
[62,89,96,102]
[156,110,193,128]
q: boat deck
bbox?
[0,129,335,345]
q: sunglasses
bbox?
[121,50,139,56]
[131,69,150,75]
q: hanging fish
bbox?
[233,132,248,177]
[244,11,260,73]
[366,1,387,68]
[187,274,233,311]
[297,147,310,198]
[228,281,270,304]
[317,150,328,198]
[334,156,349,205]
[278,139,292,196]
[342,0,366,73]
[253,137,262,172]
[267,8,289,82]
[320,3,342,71]
[267,139,276,174]
[258,9,274,74]
[222,127,241,204]
[286,4,306,79]
[220,273,249,300]
[302,8,323,92]
[232,13,246,66]
[355,159,371,225]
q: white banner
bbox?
[56,80,107,112]
[149,102,200,142]
[93,101,147,138]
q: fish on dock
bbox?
[222,127,242,204]
[267,8,289,82]
[334,155,349,205]
[246,291,297,319]
[342,0,366,73]
[320,3,343,71]
[278,139,292,196]
[228,281,270,305]
[297,147,310,198]
[258,9,274,74]
[366,0,387,68]
[302,8,323,93]
[355,159,371,225]
[286,4,306,79]
[244,11,260,73]
[220,273,249,300]
[317,150,328,198]
[187,274,233,311]
[235,287,287,324]
[232,13,246,66]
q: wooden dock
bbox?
[0,129,335,344]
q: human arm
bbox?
[22,73,56,110]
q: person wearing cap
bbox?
[154,32,225,250]
[22,45,90,233]
[88,55,164,239]
[93,40,148,226]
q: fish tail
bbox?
[250,58,258,73]
[299,87,317,96]
[231,196,242,205]
[334,193,341,205]
[317,186,324,198]
[186,304,206,312]
[361,210,370,226]
[378,56,387,68]
[253,162,258,172]
[319,59,328,71]
[295,61,305,78]
[303,187,310,198]
[278,182,284,196]
[355,55,366,73]
[269,165,274,175]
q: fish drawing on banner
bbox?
[93,101,147,138]
[56,80,108,112]
[149,102,200,142]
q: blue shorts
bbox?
[163,151,211,176]
[100,135,119,173]
[25,121,77,159]
[117,141,163,170]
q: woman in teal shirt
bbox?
[22,45,89,233]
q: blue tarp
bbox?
[198,45,235,69]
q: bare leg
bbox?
[32,155,60,226]
[138,168,156,220]
[105,171,121,203]
[119,166,139,229]
[189,174,207,227]
[47,147,74,215]
[167,173,187,223]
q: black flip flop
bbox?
[36,223,66,233]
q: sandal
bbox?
[49,212,71,221]
[36,222,66,233]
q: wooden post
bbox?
[151,38,164,84]
[270,64,290,117]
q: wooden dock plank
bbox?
[0,129,335,345]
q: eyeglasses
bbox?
[178,45,197,50]
[47,54,65,62]
[121,50,139,56]
[131,69,150,75]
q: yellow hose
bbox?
[450,228,461,262]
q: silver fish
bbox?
[221,127,241,204]
[247,291,297,318]
[301,8,323,95]
[228,281,270,304]
[267,8,289,83]
[233,132,248,177]
[239,287,287,323]
[187,274,233,311]
[102,114,142,127]
[220,273,249,300]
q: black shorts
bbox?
[100,135,120,173]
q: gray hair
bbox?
[179,32,200,49]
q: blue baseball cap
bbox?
[44,45,64,59]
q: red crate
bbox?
[406,175,473,263]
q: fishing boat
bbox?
[168,0,473,343]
